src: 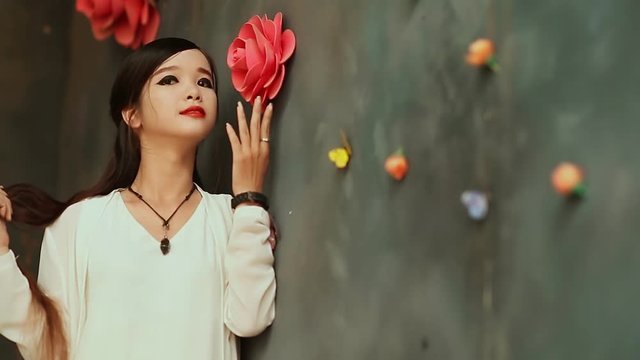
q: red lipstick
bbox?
[180,106,206,118]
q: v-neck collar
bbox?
[117,188,204,244]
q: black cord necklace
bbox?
[127,183,197,255]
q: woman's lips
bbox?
[180,106,206,118]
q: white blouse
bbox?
[0,186,275,360]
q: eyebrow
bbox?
[153,65,213,79]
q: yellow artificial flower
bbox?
[328,147,350,169]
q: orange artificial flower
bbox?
[385,150,409,181]
[551,162,585,196]
[466,38,498,71]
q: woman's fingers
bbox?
[250,97,263,154]
[226,123,241,156]
[268,235,276,250]
[236,102,251,150]
[0,190,5,220]
[268,215,278,250]
[260,103,273,147]
[7,195,12,222]
[0,191,11,222]
[238,97,270,156]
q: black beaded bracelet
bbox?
[231,191,269,210]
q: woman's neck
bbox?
[131,145,197,203]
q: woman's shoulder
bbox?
[199,189,232,208]
[200,190,232,200]
[49,190,121,231]
[198,190,234,230]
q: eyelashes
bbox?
[157,75,178,85]
[197,78,214,89]
[156,75,214,89]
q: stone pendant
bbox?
[160,238,171,255]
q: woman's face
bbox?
[134,49,217,144]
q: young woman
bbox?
[0,37,276,360]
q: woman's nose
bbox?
[186,85,201,101]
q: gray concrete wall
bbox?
[1,0,639,359]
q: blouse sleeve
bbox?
[0,224,72,359]
[223,205,276,337]
[0,249,33,345]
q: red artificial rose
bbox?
[76,0,160,49]
[227,12,296,104]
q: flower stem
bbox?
[486,56,500,72]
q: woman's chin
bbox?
[152,125,213,145]
[178,119,215,137]
[178,128,213,143]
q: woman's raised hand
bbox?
[0,186,12,253]
[225,97,273,196]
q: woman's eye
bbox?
[157,75,178,85]
[198,78,214,89]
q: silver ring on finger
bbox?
[260,137,270,143]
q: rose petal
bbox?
[239,16,262,39]
[76,0,94,15]
[231,69,247,91]
[227,38,247,69]
[111,0,125,18]
[244,38,264,71]
[263,50,279,87]
[140,1,149,25]
[271,13,283,55]
[253,24,271,53]
[274,12,283,35]
[263,18,276,43]
[238,23,254,41]
[92,0,113,18]
[240,93,250,102]
[247,75,268,103]
[235,47,246,58]
[280,29,296,63]
[91,14,116,32]
[239,64,262,92]
[114,16,136,46]
[230,54,247,71]
[141,6,160,45]
[230,51,247,71]
[240,77,263,101]
[240,88,253,103]
[252,15,266,34]
[130,34,143,49]
[266,65,285,99]
[272,21,281,55]
[91,28,113,40]
[258,89,269,106]
[123,0,142,29]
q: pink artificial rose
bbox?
[76,0,160,49]
[227,12,296,104]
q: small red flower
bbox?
[227,12,296,104]
[385,150,409,181]
[76,0,160,49]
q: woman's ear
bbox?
[122,107,142,129]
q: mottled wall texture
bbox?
[2,0,640,359]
